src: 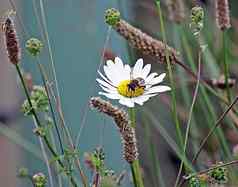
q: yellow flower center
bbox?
[117,80,145,98]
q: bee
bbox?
[127,77,146,91]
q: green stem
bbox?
[36,59,64,154]
[180,27,232,160]
[155,0,183,148]
[174,47,202,187]
[223,30,231,102]
[15,64,78,187]
[128,108,144,187]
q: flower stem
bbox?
[15,64,78,187]
[128,108,144,187]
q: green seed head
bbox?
[18,167,29,178]
[26,38,43,57]
[209,164,228,184]
[189,177,201,187]
[32,172,47,187]
[190,6,204,36]
[21,85,49,116]
[105,8,120,26]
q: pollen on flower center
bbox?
[117,80,145,98]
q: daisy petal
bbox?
[99,85,117,94]
[104,65,122,85]
[149,73,166,85]
[119,98,135,108]
[145,73,158,83]
[133,58,143,78]
[99,92,120,99]
[145,85,171,94]
[96,79,116,90]
[123,64,131,80]
[132,95,150,105]
[114,57,124,69]
[98,71,116,87]
[141,64,151,79]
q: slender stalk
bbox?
[192,95,238,164]
[37,6,88,183]
[15,64,78,187]
[47,82,88,187]
[155,0,183,148]
[35,121,54,187]
[180,26,233,159]
[36,59,64,154]
[128,108,144,187]
[222,30,231,102]
[75,26,112,148]
[174,47,202,187]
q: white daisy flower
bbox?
[96,57,171,108]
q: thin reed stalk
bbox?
[179,26,232,160]
[192,95,238,164]
[155,0,183,148]
[174,45,202,187]
[33,118,54,187]
[36,59,64,154]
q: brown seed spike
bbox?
[90,97,138,163]
[216,0,231,30]
[113,19,180,64]
[2,15,21,65]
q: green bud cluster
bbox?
[32,172,47,187]
[190,6,204,36]
[209,165,228,184]
[189,177,201,187]
[18,167,29,178]
[26,38,43,57]
[92,147,105,172]
[105,8,120,26]
[21,85,49,115]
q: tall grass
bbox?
[1,0,238,187]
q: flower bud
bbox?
[18,167,29,178]
[26,38,43,57]
[32,172,47,187]
[105,8,120,26]
[190,6,204,36]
